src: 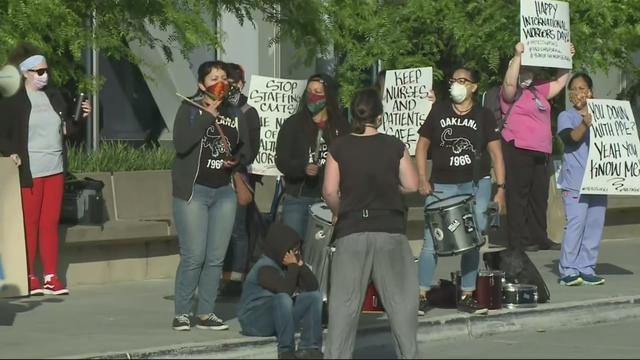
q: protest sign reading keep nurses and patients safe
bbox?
[520,0,572,69]
[580,99,640,195]
[247,75,306,176]
[381,67,433,155]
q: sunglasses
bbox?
[449,78,474,85]
[533,97,546,112]
[28,68,48,76]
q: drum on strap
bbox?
[424,194,485,256]
[502,283,538,309]
[302,203,335,302]
[474,270,505,310]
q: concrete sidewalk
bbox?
[1,238,639,359]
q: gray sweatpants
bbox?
[325,232,419,359]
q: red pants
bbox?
[21,173,64,276]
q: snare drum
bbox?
[502,283,538,309]
[303,203,335,301]
[362,282,384,313]
[424,194,484,256]
[474,270,504,310]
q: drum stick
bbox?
[176,92,208,112]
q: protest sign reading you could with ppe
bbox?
[580,99,640,195]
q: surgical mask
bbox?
[32,73,48,90]
[306,92,326,115]
[519,76,533,88]
[449,83,467,104]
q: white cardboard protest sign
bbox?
[381,67,433,155]
[580,99,640,195]
[520,0,572,69]
[247,75,306,176]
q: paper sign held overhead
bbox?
[520,0,572,69]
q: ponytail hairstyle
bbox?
[350,88,383,135]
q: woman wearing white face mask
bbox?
[499,42,575,253]
[415,67,506,316]
[0,43,91,296]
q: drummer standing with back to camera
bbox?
[323,88,420,359]
[415,67,506,315]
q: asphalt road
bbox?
[158,318,640,359]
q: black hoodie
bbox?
[256,222,319,295]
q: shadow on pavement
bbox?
[544,260,634,277]
[0,286,65,326]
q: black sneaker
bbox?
[295,348,324,359]
[172,314,191,331]
[196,313,229,330]
[418,298,432,316]
[278,351,296,359]
[457,295,488,315]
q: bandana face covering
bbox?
[306,92,326,115]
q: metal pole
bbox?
[84,18,93,152]
[91,9,99,151]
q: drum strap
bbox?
[471,105,484,187]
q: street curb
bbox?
[68,295,640,359]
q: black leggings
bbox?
[502,139,551,249]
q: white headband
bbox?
[19,55,46,73]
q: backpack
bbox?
[481,85,523,132]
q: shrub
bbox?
[67,141,175,173]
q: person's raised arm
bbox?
[548,43,575,100]
[502,42,524,103]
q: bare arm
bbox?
[502,42,524,103]
[547,43,575,100]
[415,136,432,195]
[399,148,418,193]
[487,139,506,213]
[322,153,341,215]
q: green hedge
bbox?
[67,142,175,173]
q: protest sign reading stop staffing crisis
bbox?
[580,99,640,195]
[247,75,306,176]
[520,0,572,69]
[381,67,433,155]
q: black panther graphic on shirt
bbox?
[195,114,239,189]
[440,128,475,154]
[418,102,498,184]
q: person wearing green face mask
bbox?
[275,74,350,240]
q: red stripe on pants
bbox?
[21,173,64,275]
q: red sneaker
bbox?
[29,275,44,296]
[43,274,69,295]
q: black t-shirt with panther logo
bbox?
[418,102,499,184]
[195,112,239,189]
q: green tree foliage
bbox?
[0,0,327,88]
[324,0,640,103]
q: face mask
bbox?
[449,83,467,104]
[226,84,241,106]
[32,73,48,90]
[306,92,326,115]
[519,76,533,88]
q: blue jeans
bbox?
[240,291,323,353]
[281,194,320,240]
[173,184,237,316]
[419,177,491,292]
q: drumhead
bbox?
[478,270,505,277]
[310,202,333,224]
[425,194,474,211]
[503,283,537,291]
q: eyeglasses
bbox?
[533,97,546,112]
[449,78,474,85]
[28,68,48,76]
